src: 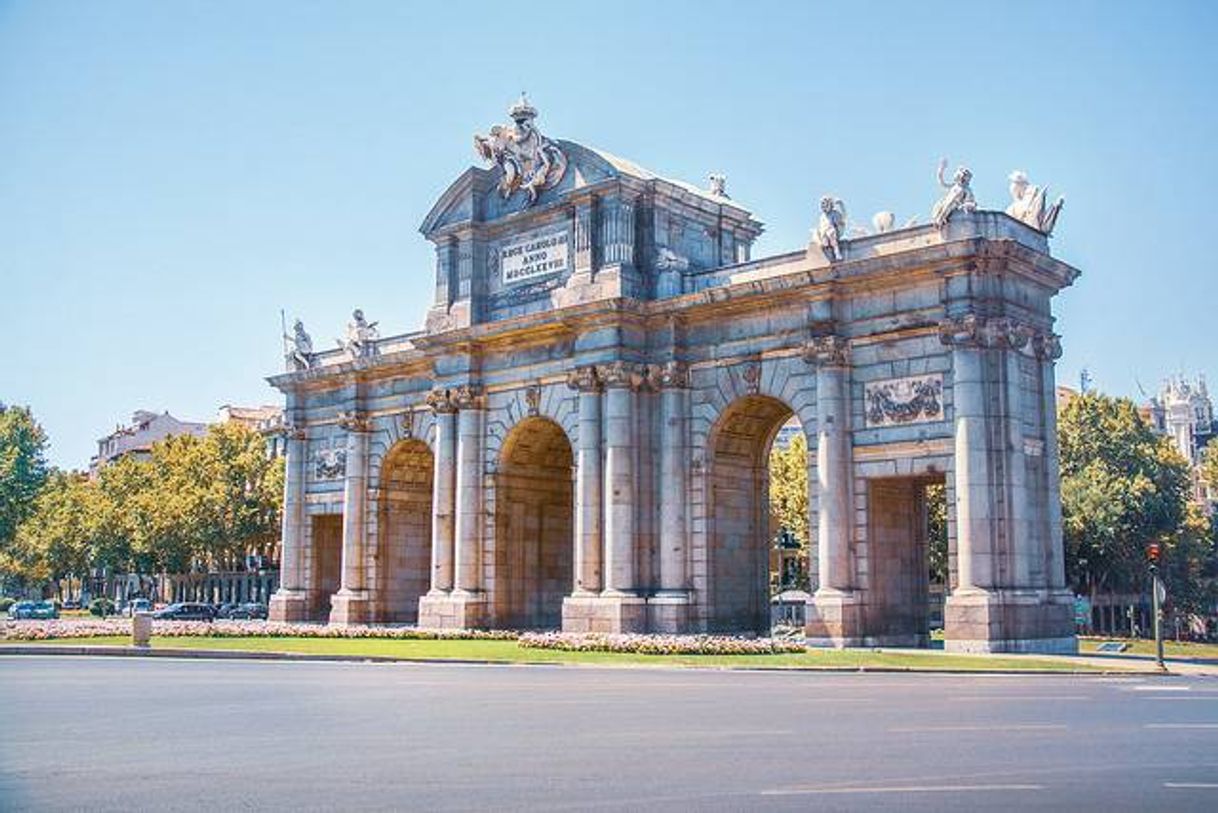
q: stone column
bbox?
[453,386,485,599]
[651,361,692,632]
[269,421,308,622]
[1034,332,1067,591]
[567,367,603,595]
[330,410,372,625]
[940,317,995,593]
[600,361,641,596]
[427,390,457,594]
[804,335,861,646]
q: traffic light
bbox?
[1147,542,1160,564]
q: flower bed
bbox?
[518,632,805,655]
[0,619,517,642]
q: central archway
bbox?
[376,439,433,623]
[494,417,575,629]
[706,395,801,634]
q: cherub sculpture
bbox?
[931,158,976,229]
[284,318,314,371]
[814,196,848,261]
[1006,170,1065,235]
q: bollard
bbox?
[132,612,152,648]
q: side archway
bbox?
[493,417,574,629]
[376,438,433,623]
[705,394,801,633]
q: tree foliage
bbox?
[1059,392,1193,596]
[6,422,283,594]
[769,430,809,548]
[0,403,49,552]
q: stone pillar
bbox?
[428,390,457,594]
[1034,332,1067,591]
[330,411,372,625]
[269,421,309,622]
[601,362,640,595]
[562,361,646,633]
[804,336,862,646]
[652,361,692,632]
[453,386,484,596]
[568,367,603,595]
[436,385,488,629]
[940,314,1076,654]
[419,387,484,629]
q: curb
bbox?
[0,644,1177,676]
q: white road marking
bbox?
[1164,782,1218,789]
[762,783,1045,796]
[1145,723,1218,729]
[888,724,1067,733]
[1128,685,1191,692]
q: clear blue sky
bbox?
[2,0,1215,469]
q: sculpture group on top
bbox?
[812,158,1067,262]
[474,94,569,207]
[281,308,383,371]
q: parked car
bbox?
[152,602,216,621]
[122,598,154,617]
[214,602,239,619]
[226,602,268,620]
[61,599,82,610]
[8,600,59,620]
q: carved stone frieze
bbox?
[864,374,945,428]
[314,446,346,480]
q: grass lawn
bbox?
[0,635,1124,672]
[1080,636,1218,661]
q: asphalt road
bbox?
[2,657,1217,812]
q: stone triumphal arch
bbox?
[269,97,1080,653]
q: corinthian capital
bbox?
[939,313,1035,350]
[597,361,646,390]
[426,388,458,414]
[566,365,601,393]
[452,384,485,410]
[337,410,371,433]
[280,421,308,441]
[803,335,850,367]
[1032,332,1063,360]
[655,360,690,389]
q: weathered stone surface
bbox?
[269,103,1080,653]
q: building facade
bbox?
[268,100,1080,653]
[90,410,208,477]
[1145,375,1216,505]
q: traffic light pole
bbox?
[1150,563,1165,670]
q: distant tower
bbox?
[1079,368,1092,394]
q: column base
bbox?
[562,593,648,633]
[647,591,692,633]
[418,591,486,630]
[328,589,373,626]
[805,589,864,647]
[944,588,1078,654]
[268,589,309,623]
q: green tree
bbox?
[925,483,948,585]
[1201,443,1218,498]
[769,431,809,548]
[11,471,97,599]
[0,403,49,552]
[1058,392,1192,601]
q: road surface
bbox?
[2,656,1217,811]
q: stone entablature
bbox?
[268,103,1080,654]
